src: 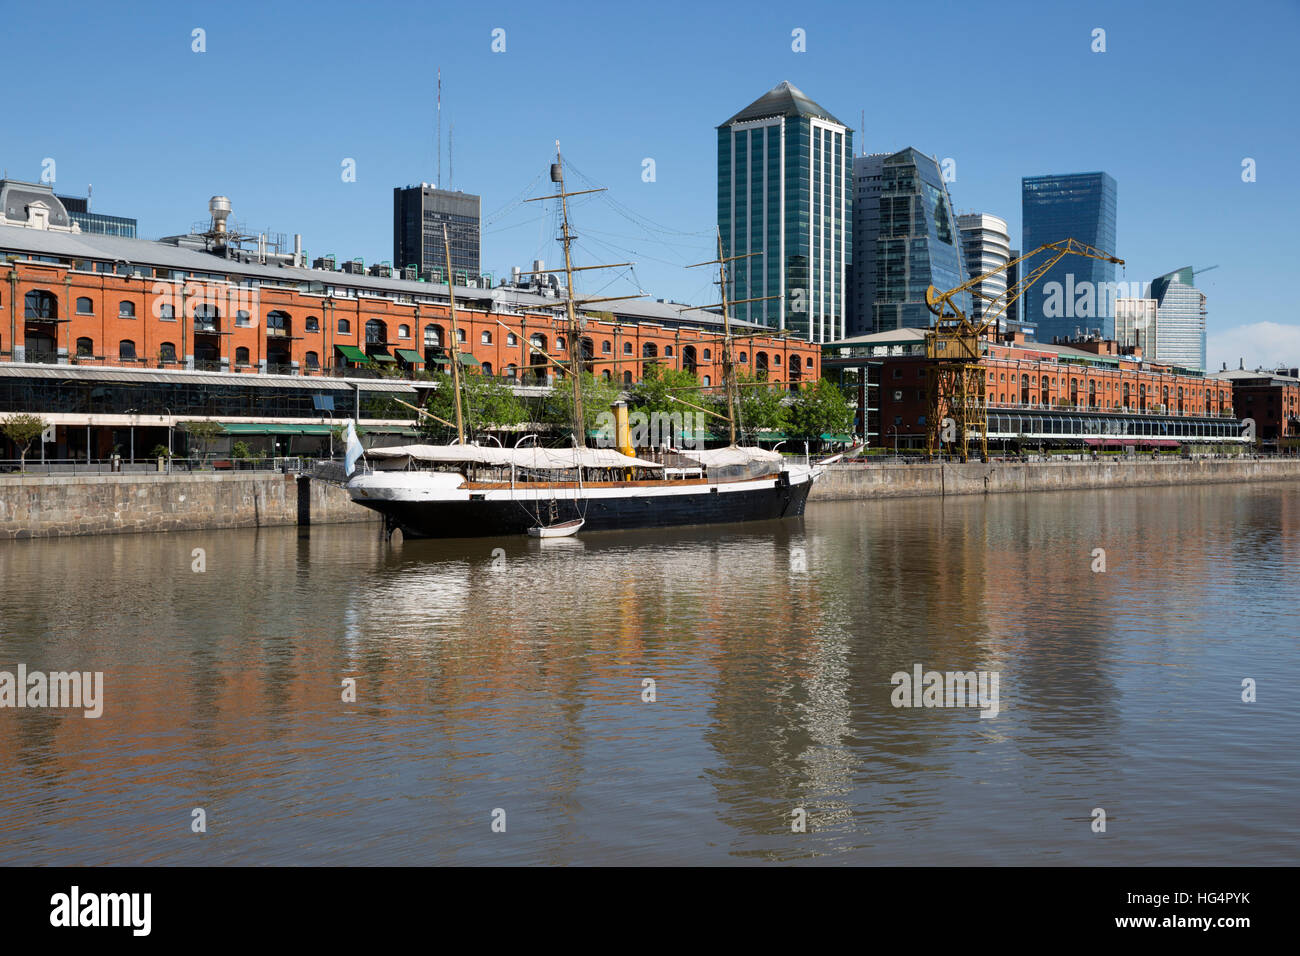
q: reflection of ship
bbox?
[344,145,820,540]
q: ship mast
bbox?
[685,232,774,446]
[442,224,466,444]
[522,143,640,448]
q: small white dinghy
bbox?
[527,518,584,538]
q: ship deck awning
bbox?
[335,345,369,363]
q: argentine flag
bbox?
[343,420,365,477]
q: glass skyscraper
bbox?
[1149,267,1207,370]
[850,148,968,335]
[717,81,852,342]
[1021,171,1118,343]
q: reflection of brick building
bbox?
[824,328,1239,451]
[1213,368,1300,448]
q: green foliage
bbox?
[419,371,529,441]
[1,413,47,468]
[543,371,623,436]
[150,444,171,459]
[785,377,854,442]
[628,363,703,419]
[231,441,253,460]
[729,369,788,441]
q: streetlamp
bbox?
[162,407,172,474]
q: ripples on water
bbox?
[0,483,1297,865]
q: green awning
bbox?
[426,356,450,366]
[757,430,787,442]
[457,353,481,366]
[336,345,368,363]
[357,425,421,437]
[396,349,423,364]
[820,432,854,442]
[368,350,397,363]
[219,423,337,436]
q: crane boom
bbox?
[924,238,1125,460]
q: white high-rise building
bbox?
[956,213,1011,324]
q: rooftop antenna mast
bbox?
[436,69,442,189]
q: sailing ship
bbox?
[343,146,820,539]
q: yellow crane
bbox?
[924,239,1124,460]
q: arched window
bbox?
[530,333,547,350]
[157,303,176,321]
[682,345,698,373]
[602,369,612,381]
[642,342,658,358]
[755,351,769,376]
[739,352,748,364]
[623,370,633,385]
[623,341,633,355]
[398,324,410,339]
[1123,382,1131,408]
[556,336,566,351]
[191,303,216,328]
[119,339,137,360]
[482,361,493,376]
[305,316,320,332]
[601,340,612,354]
[456,328,467,344]
[337,318,350,334]
[788,359,802,382]
[481,330,492,344]
[159,342,177,363]
[118,300,136,318]
[805,356,814,368]
[365,319,387,344]
[664,345,673,357]
[24,290,57,319]
[424,324,443,347]
[305,351,320,369]
[507,333,518,346]
[504,364,517,380]
[235,347,250,366]
[75,337,94,356]
[702,375,711,387]
[773,354,781,366]
[703,349,711,361]
[236,310,251,327]
[76,297,93,315]
[266,310,291,333]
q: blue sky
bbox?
[5,0,1297,368]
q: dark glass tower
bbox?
[393,185,481,283]
[717,81,852,343]
[850,148,968,335]
[1021,172,1117,342]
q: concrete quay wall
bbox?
[810,457,1300,501]
[0,473,378,539]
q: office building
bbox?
[393,185,481,284]
[1149,267,1207,371]
[1021,172,1118,342]
[717,80,852,342]
[850,148,968,335]
[57,194,137,238]
[957,213,1011,324]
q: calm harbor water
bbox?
[1,482,1297,865]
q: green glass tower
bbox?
[717,81,852,343]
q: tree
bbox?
[181,420,224,461]
[628,363,703,418]
[543,371,622,440]
[1,413,47,472]
[724,369,787,443]
[419,371,529,442]
[785,378,854,445]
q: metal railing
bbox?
[0,456,306,477]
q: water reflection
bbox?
[0,484,1297,864]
